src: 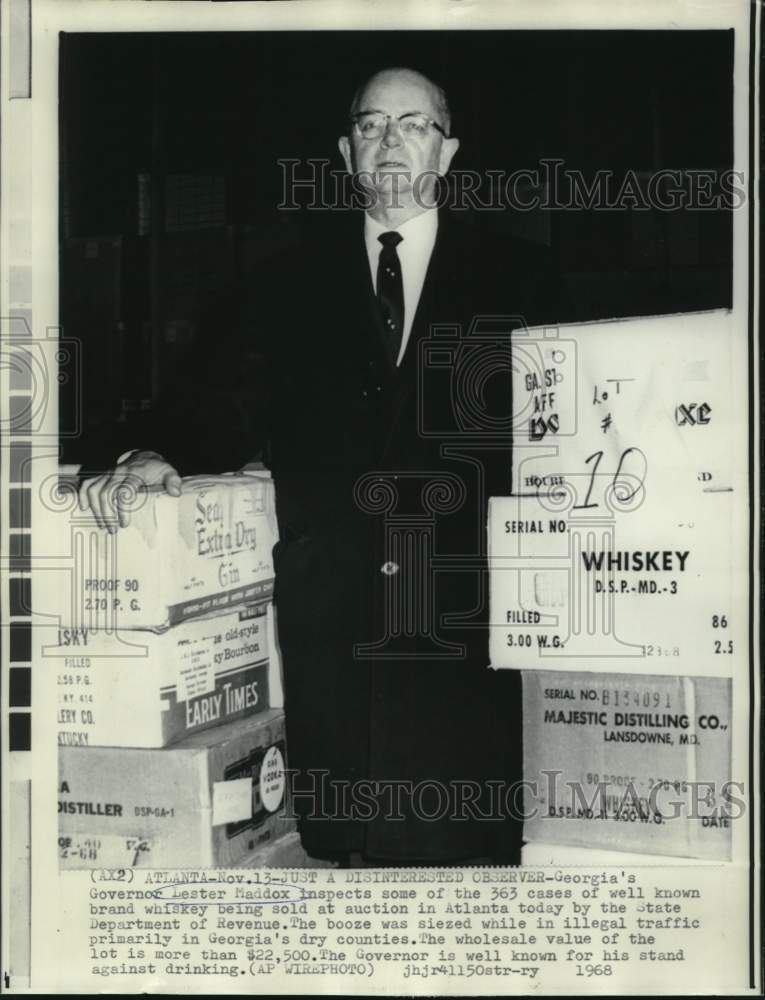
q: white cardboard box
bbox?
[59,710,294,868]
[52,603,272,749]
[43,472,278,632]
[489,315,746,680]
[522,670,732,861]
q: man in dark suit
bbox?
[80,67,559,865]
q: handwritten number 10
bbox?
[572,447,645,510]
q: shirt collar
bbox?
[364,207,438,253]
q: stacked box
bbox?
[44,472,278,632]
[59,711,294,869]
[521,670,733,861]
[50,473,281,749]
[54,603,271,749]
[55,469,301,867]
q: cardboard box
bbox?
[490,314,745,680]
[45,472,278,632]
[59,710,294,869]
[53,603,271,749]
[522,671,732,861]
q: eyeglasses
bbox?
[351,111,447,140]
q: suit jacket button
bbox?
[381,561,399,576]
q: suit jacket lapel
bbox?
[401,211,458,368]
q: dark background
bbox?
[59,30,735,463]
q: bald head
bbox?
[350,67,451,136]
[338,65,459,223]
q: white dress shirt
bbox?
[364,208,438,367]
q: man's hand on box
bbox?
[78,451,182,533]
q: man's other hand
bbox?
[77,450,182,533]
